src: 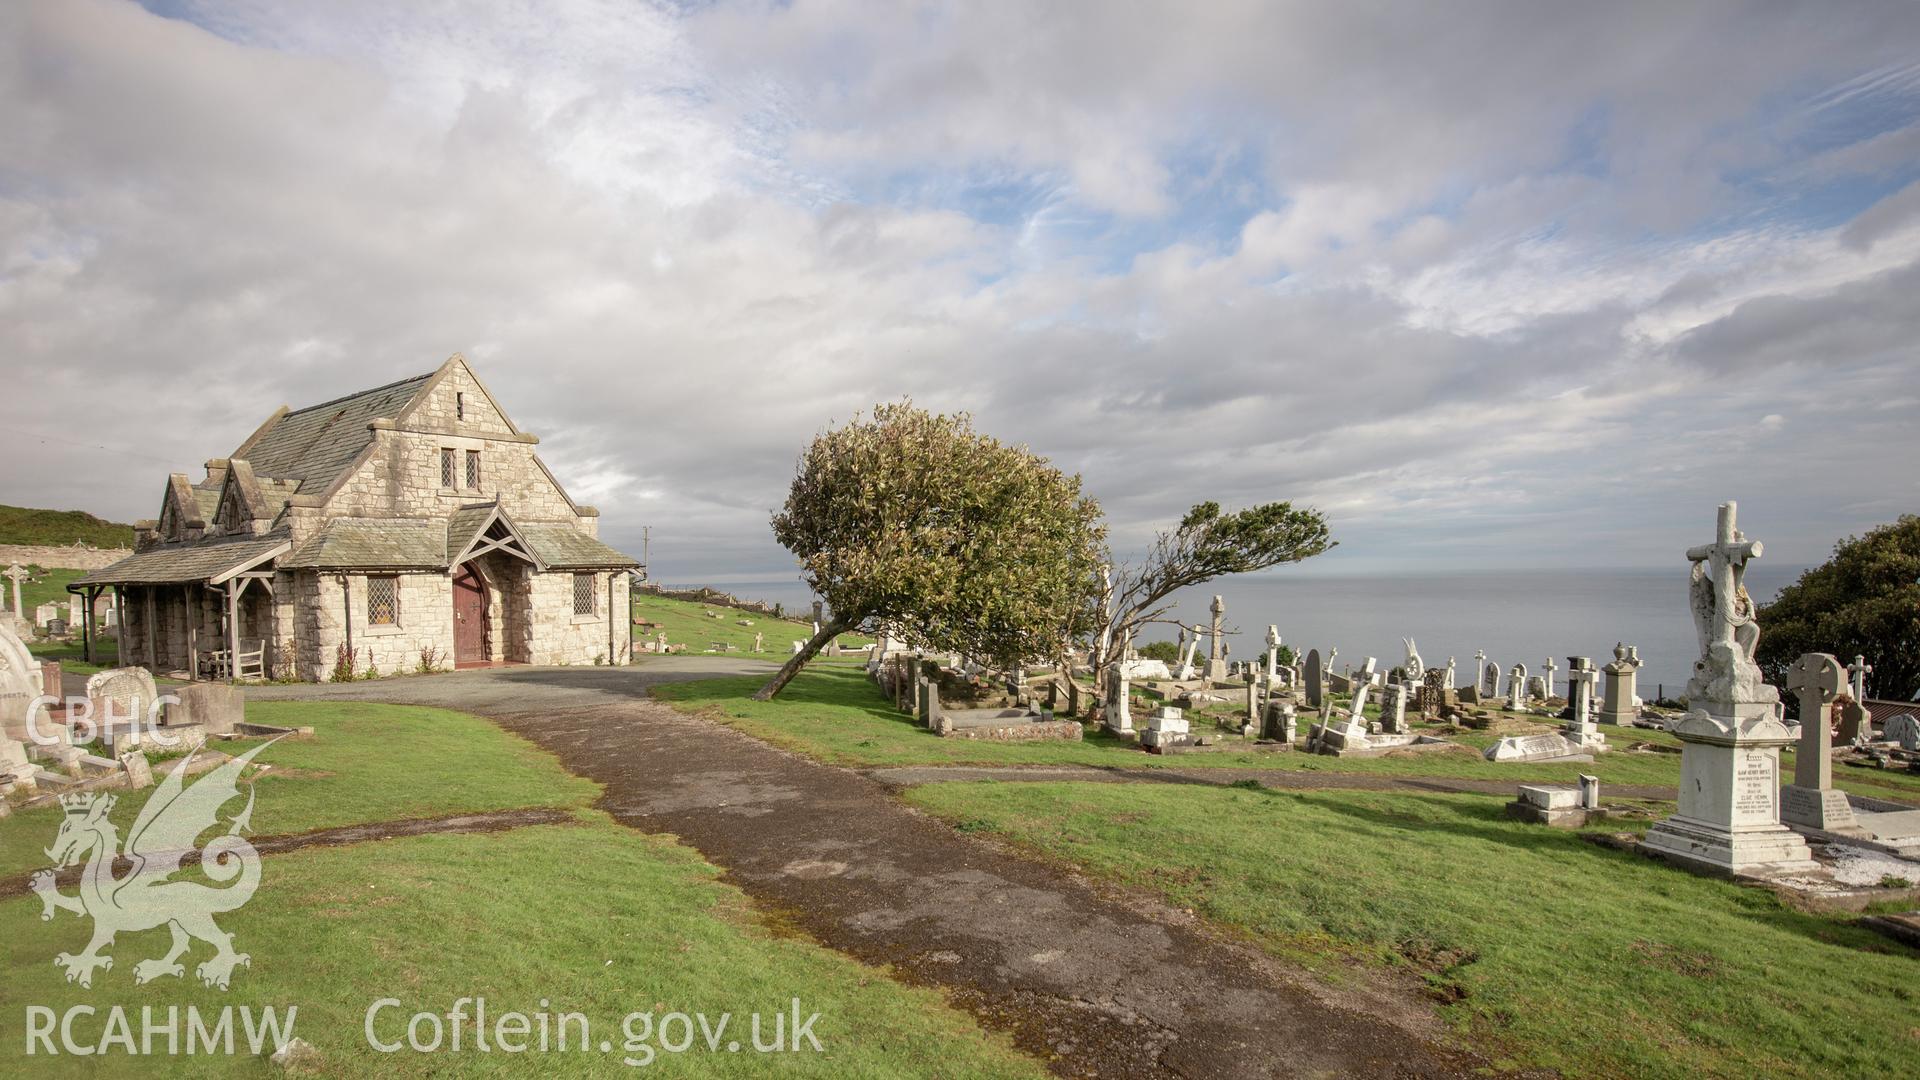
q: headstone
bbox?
[1642,502,1815,874]
[1835,698,1871,744]
[1599,643,1641,724]
[1579,774,1601,810]
[1262,699,1297,743]
[1141,705,1189,749]
[923,680,942,732]
[1105,671,1133,734]
[1506,663,1529,711]
[1242,681,1259,733]
[753,631,764,653]
[1527,675,1547,700]
[0,616,41,786]
[1420,666,1448,716]
[121,752,154,790]
[1176,624,1203,681]
[34,602,60,629]
[1779,652,1860,834]
[1380,683,1409,734]
[1402,638,1423,684]
[1304,649,1324,709]
[86,666,162,727]
[1563,657,1605,750]
[1480,659,1500,699]
[1445,656,1457,690]
[1483,733,1583,762]
[169,682,243,735]
[1884,713,1920,752]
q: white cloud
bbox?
[1,0,1917,584]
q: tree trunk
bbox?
[752,617,855,701]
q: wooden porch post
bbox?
[113,587,125,663]
[78,588,93,664]
[143,587,157,671]
[186,584,199,682]
[226,579,240,685]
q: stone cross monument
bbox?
[1204,595,1228,680]
[1846,655,1872,704]
[1563,657,1605,750]
[1643,502,1814,875]
[1779,653,1861,834]
[1541,655,1558,699]
[1445,656,1457,690]
[2,564,26,619]
[1506,663,1529,711]
[1264,625,1281,684]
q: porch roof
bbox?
[519,523,642,570]
[73,534,292,587]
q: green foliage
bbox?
[1168,500,1335,581]
[1097,500,1332,689]
[1136,639,1181,663]
[766,402,1107,692]
[0,504,135,547]
[1756,515,1920,700]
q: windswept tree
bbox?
[1757,515,1920,702]
[1092,501,1333,696]
[756,403,1107,700]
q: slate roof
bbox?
[445,504,500,563]
[75,534,291,586]
[238,373,435,494]
[520,523,641,569]
[282,518,448,570]
[1866,699,1920,727]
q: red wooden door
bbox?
[453,566,488,665]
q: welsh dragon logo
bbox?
[31,740,278,990]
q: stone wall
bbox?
[325,428,580,524]
[0,544,132,570]
[527,569,629,665]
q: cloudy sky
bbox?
[4,1,1917,593]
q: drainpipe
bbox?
[606,573,615,666]
[337,574,353,669]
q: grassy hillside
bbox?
[633,592,872,657]
[0,504,134,547]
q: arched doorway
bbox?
[453,564,490,666]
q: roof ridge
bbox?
[282,371,435,417]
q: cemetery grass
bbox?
[0,818,1045,1078]
[651,666,1920,802]
[905,780,1920,1080]
[0,700,600,878]
[630,593,872,660]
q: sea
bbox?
[668,566,1805,699]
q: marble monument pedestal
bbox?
[1641,707,1817,875]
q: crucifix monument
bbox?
[1642,502,1815,874]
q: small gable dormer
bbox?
[157,474,199,542]
[210,459,274,535]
